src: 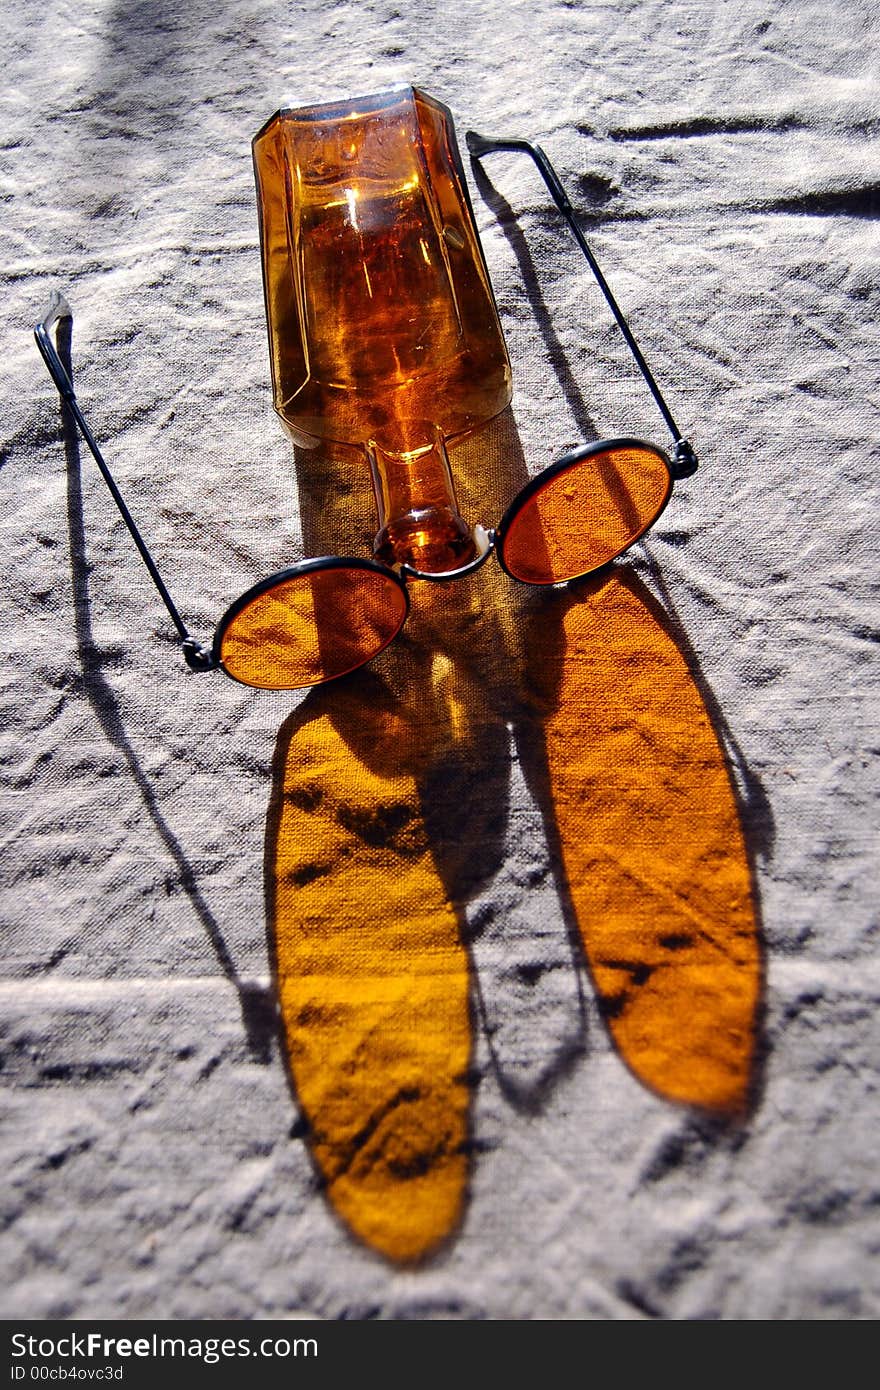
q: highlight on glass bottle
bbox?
[252,87,512,579]
[33,88,699,693]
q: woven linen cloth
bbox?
[1,0,877,1319]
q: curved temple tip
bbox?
[37,289,73,335]
[48,289,72,320]
[34,290,75,395]
[465,130,533,161]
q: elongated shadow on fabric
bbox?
[53,318,275,1062]
[473,149,768,1115]
[468,159,602,445]
[264,407,765,1264]
[518,567,765,1117]
[627,548,773,1115]
[262,408,579,1265]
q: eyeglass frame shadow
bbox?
[465,131,699,482]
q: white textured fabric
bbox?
[1,0,878,1319]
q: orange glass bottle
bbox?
[252,87,512,574]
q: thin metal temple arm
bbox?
[34,294,214,669]
[465,132,698,477]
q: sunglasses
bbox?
[34,134,697,692]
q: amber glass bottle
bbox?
[252,87,512,574]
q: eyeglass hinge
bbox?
[181,638,217,672]
[670,438,699,478]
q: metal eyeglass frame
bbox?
[33,136,698,683]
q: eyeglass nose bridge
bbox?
[396,523,496,584]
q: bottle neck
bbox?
[367,431,477,575]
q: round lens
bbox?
[216,559,409,690]
[498,439,673,585]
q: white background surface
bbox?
[1,0,878,1318]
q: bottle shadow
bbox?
[264,407,767,1264]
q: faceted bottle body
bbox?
[252,87,512,573]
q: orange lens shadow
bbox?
[267,677,471,1263]
[528,571,761,1113]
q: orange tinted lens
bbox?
[219,564,407,689]
[500,443,671,584]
